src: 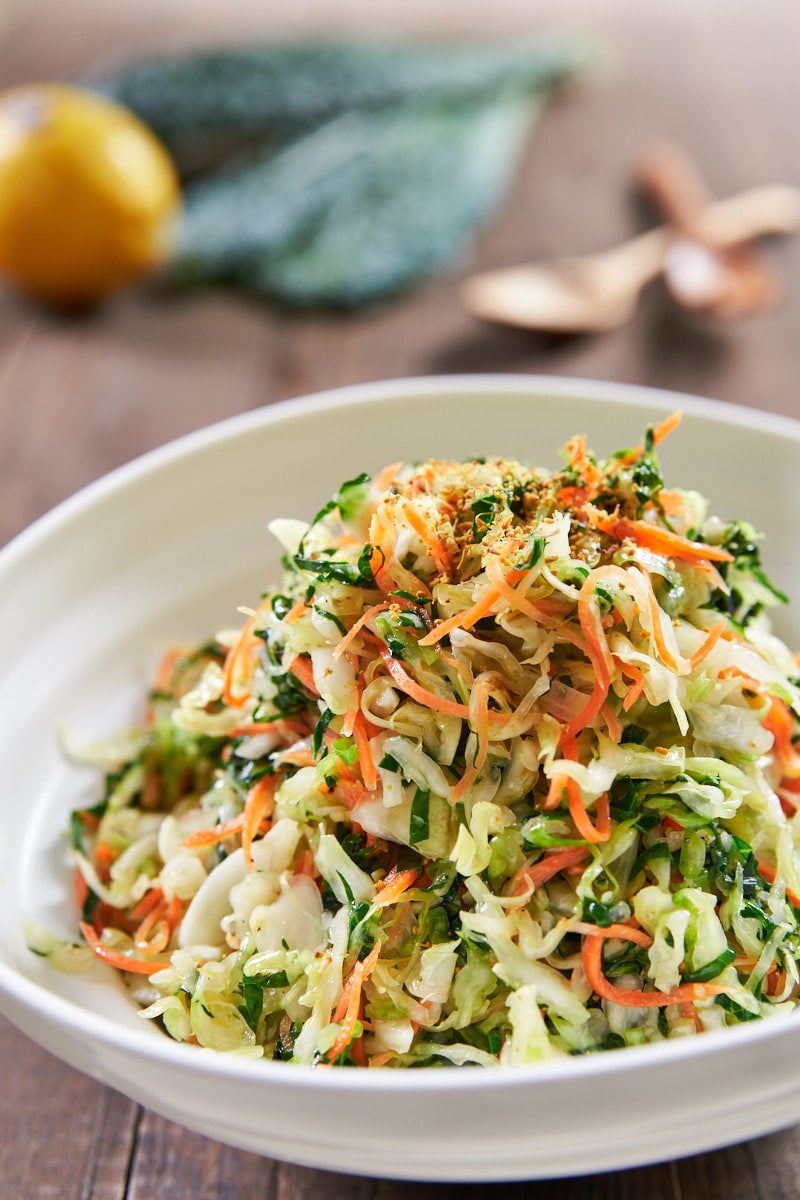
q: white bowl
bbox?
[3,375,800,1182]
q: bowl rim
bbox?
[3,371,800,1093]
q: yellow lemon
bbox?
[0,84,180,307]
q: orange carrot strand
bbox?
[403,504,453,581]
[333,602,392,661]
[352,709,378,791]
[223,615,260,707]
[582,934,724,1008]
[243,776,277,871]
[756,859,800,908]
[182,813,246,849]
[288,655,319,695]
[324,941,383,1066]
[80,922,167,975]
[615,519,734,564]
[374,868,419,907]
[689,622,727,670]
[573,921,653,949]
[511,846,590,896]
[418,586,501,647]
[616,411,683,467]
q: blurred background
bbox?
[3,3,800,1198]
[1,0,799,556]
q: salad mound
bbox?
[60,413,800,1066]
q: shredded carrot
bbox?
[483,555,565,628]
[93,842,116,868]
[601,702,623,744]
[182,813,246,849]
[616,410,683,467]
[543,771,567,812]
[573,921,653,949]
[756,860,800,908]
[403,503,453,581]
[565,775,606,842]
[243,776,277,871]
[336,779,371,810]
[368,1051,395,1068]
[80,921,167,975]
[651,408,685,447]
[577,571,615,683]
[688,622,727,670]
[680,999,704,1032]
[324,941,383,1066]
[151,645,191,699]
[294,848,316,876]
[374,867,419,906]
[74,808,102,833]
[135,916,170,954]
[450,764,478,804]
[228,720,285,738]
[563,433,605,499]
[763,696,796,762]
[283,599,309,624]
[553,739,611,844]
[779,790,800,817]
[615,659,645,711]
[223,615,260,707]
[133,897,168,949]
[718,665,759,687]
[277,747,316,768]
[369,508,432,599]
[581,935,724,1008]
[633,566,689,673]
[657,489,689,516]
[341,708,357,737]
[561,571,613,740]
[127,887,165,923]
[470,673,495,771]
[374,460,403,493]
[368,544,397,596]
[511,846,590,896]
[378,646,472,719]
[418,586,501,647]
[74,867,88,911]
[146,647,189,723]
[333,602,392,660]
[165,895,184,932]
[351,709,378,790]
[614,518,734,564]
[288,655,319,695]
[370,640,512,730]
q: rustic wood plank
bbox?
[274,1163,374,1200]
[125,1109,279,1200]
[677,1130,800,1200]
[368,1164,681,1200]
[79,1090,142,1200]
[0,1015,137,1200]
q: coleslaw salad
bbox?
[36,411,800,1068]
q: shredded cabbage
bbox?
[59,415,800,1067]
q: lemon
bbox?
[0,84,180,307]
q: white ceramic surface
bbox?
[2,375,800,1181]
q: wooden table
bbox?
[2,1,800,1195]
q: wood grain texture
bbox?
[2,1,800,1196]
